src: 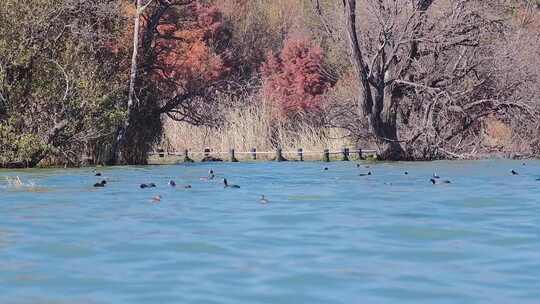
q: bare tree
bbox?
[313,0,538,160]
[339,0,437,159]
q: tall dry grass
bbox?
[161,100,354,160]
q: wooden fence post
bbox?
[276,148,287,161]
[323,149,330,162]
[183,149,194,162]
[203,147,210,158]
[158,148,165,158]
[342,147,350,161]
[251,148,257,160]
[297,148,304,161]
[230,149,239,162]
[357,148,364,160]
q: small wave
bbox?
[3,176,50,193]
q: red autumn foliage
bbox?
[153,3,230,93]
[261,37,332,117]
[111,1,231,94]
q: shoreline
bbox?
[1,153,538,171]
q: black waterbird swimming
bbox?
[223,178,240,188]
[140,183,157,189]
[430,178,451,185]
[93,180,107,187]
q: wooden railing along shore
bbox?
[149,147,377,162]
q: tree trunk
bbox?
[369,85,404,160]
[343,0,373,118]
[114,106,162,165]
[5,119,70,168]
[109,0,144,165]
[343,0,404,160]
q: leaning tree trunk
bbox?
[4,119,70,168]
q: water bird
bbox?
[430,178,451,185]
[184,184,192,189]
[404,171,409,175]
[511,170,519,175]
[433,173,440,179]
[223,178,240,188]
[168,180,176,187]
[324,167,329,171]
[200,170,215,181]
[140,183,157,189]
[259,195,269,204]
[93,180,107,187]
[359,171,372,177]
[95,172,102,177]
[151,195,162,203]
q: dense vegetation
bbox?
[1,0,539,167]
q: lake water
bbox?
[1,160,539,304]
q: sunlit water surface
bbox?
[1,160,539,304]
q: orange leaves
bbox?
[152,2,229,92]
[261,37,332,118]
[110,1,230,95]
[157,39,225,84]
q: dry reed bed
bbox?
[161,102,354,160]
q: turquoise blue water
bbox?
[1,160,539,303]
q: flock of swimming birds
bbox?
[90,163,540,204]
[92,169,258,203]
